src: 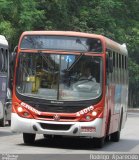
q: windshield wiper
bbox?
[66,53,84,71]
[65,38,88,71]
[38,51,54,70]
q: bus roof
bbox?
[20,31,104,39]
[0,35,8,46]
[20,31,128,55]
[104,37,128,55]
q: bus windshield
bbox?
[16,52,103,101]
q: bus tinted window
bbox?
[16,52,103,101]
[0,49,4,72]
[20,35,103,53]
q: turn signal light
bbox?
[92,107,103,118]
[13,104,34,119]
[79,107,103,122]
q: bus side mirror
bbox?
[10,46,18,65]
[106,56,113,73]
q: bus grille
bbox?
[40,123,72,131]
[27,103,86,113]
[37,115,76,121]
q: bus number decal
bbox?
[76,106,94,116]
[21,102,41,115]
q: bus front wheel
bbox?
[93,137,105,148]
[0,117,6,127]
[111,131,120,142]
[23,133,36,144]
[0,107,6,127]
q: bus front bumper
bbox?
[11,113,104,138]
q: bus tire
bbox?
[8,120,11,126]
[111,131,120,142]
[105,112,111,142]
[0,103,6,127]
[0,116,6,127]
[23,133,36,144]
[111,109,123,142]
[93,137,105,148]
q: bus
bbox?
[11,31,128,148]
[0,35,12,126]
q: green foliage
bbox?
[0,21,15,40]
[0,0,45,46]
[0,0,139,107]
[129,59,139,87]
[19,0,45,30]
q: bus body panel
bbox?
[0,75,7,119]
[0,101,4,119]
[11,113,104,138]
[0,35,12,126]
[106,84,128,134]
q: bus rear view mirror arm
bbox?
[10,45,18,63]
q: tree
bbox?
[0,0,45,48]
[0,0,139,107]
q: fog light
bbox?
[86,115,91,121]
[92,111,97,116]
[23,112,30,117]
[17,107,23,112]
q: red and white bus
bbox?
[11,31,128,148]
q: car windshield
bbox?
[16,52,103,101]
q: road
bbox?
[0,113,139,160]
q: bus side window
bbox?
[4,50,8,72]
[106,50,113,74]
[0,49,4,72]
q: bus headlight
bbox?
[92,111,97,116]
[17,106,23,112]
[13,103,34,119]
[79,107,103,122]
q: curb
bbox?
[128,108,139,113]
